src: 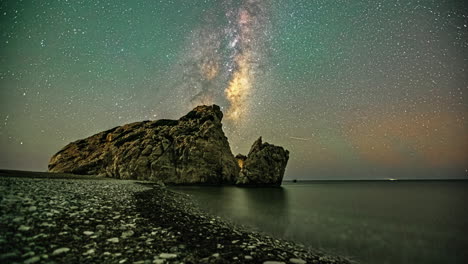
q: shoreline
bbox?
[0,171,353,264]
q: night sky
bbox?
[1,0,467,180]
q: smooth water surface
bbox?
[172,181,468,264]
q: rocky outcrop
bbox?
[49,105,239,184]
[236,137,289,186]
[49,105,289,186]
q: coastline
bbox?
[0,170,353,264]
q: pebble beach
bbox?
[0,170,352,264]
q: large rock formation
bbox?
[49,105,238,184]
[49,105,289,185]
[236,137,289,186]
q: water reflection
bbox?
[172,186,290,237]
[173,182,468,264]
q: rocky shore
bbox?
[0,171,353,264]
[48,105,289,186]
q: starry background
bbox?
[1,0,467,179]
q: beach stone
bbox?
[0,252,19,260]
[107,237,119,243]
[52,247,70,256]
[245,255,253,260]
[290,258,307,264]
[83,249,95,255]
[83,231,94,236]
[12,217,23,223]
[264,261,286,264]
[159,253,177,259]
[169,246,178,252]
[122,230,134,238]
[24,256,41,264]
[18,225,31,231]
[22,251,35,258]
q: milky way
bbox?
[182,0,271,122]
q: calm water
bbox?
[172,181,468,264]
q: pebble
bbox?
[24,256,41,264]
[122,230,135,238]
[153,259,165,264]
[107,237,120,243]
[12,217,23,223]
[263,261,286,264]
[28,206,37,212]
[290,258,307,264]
[245,255,253,260]
[212,253,220,258]
[18,225,31,231]
[169,246,178,252]
[0,252,19,260]
[159,253,177,259]
[52,247,70,256]
[83,231,94,236]
[22,251,35,258]
[83,249,95,255]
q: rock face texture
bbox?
[49,105,239,184]
[49,105,289,185]
[235,137,289,186]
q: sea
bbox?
[172,181,468,264]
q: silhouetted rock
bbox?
[236,137,289,186]
[49,105,289,186]
[49,105,239,184]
